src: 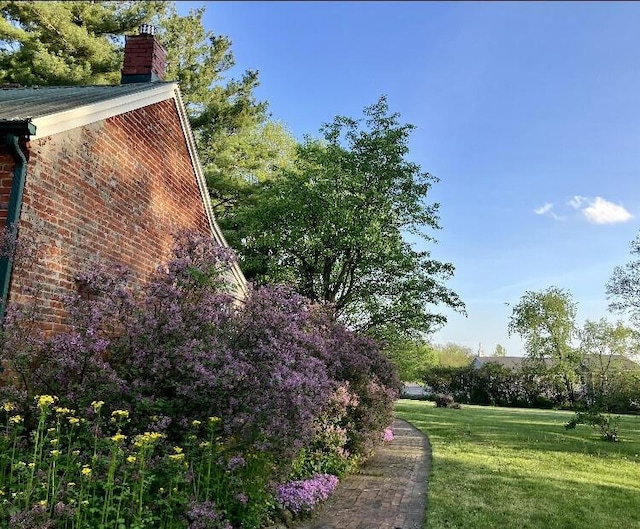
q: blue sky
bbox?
[178,1,640,356]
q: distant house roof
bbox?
[472,356,534,369]
[0,82,248,297]
[579,354,640,371]
[472,355,640,371]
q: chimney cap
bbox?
[138,24,157,36]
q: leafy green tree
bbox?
[578,318,640,409]
[208,120,298,219]
[493,343,507,357]
[157,4,291,208]
[0,1,165,85]
[227,96,465,337]
[431,342,474,367]
[385,337,438,382]
[607,232,640,327]
[508,286,581,404]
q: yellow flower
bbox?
[191,419,201,427]
[38,500,47,507]
[54,407,71,415]
[126,455,137,464]
[81,466,92,477]
[72,450,80,456]
[35,395,56,409]
[91,400,104,412]
[173,446,183,454]
[111,433,127,443]
[168,453,185,461]
[28,463,35,468]
[50,450,61,457]
[9,415,23,424]
[68,417,80,425]
[208,416,221,424]
[67,482,76,488]
[111,410,129,420]
[2,402,15,412]
[133,431,165,448]
[199,441,210,448]
[80,500,89,506]
[50,438,59,446]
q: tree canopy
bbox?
[607,231,640,327]
[224,96,464,337]
[492,343,507,357]
[508,286,581,403]
[508,286,577,360]
[431,342,474,367]
[0,1,165,85]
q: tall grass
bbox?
[396,399,640,529]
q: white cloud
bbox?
[582,196,633,225]
[534,203,553,215]
[568,195,587,209]
[533,202,565,221]
[536,195,631,224]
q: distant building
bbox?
[471,355,639,372]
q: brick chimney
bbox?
[120,25,166,84]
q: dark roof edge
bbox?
[0,119,36,136]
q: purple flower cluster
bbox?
[186,501,232,529]
[227,455,245,470]
[276,473,339,514]
[383,427,394,442]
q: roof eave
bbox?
[30,83,178,140]
[171,87,249,299]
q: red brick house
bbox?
[0,27,246,331]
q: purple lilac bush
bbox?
[0,229,400,527]
[276,474,340,514]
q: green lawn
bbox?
[395,399,640,529]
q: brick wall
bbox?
[7,98,212,330]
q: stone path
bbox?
[295,418,431,529]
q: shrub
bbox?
[435,394,460,409]
[565,410,620,442]
[0,229,399,527]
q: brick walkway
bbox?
[295,418,430,529]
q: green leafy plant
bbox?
[565,410,620,442]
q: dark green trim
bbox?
[121,72,162,84]
[0,131,31,320]
[0,120,36,136]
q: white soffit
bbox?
[30,83,179,140]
